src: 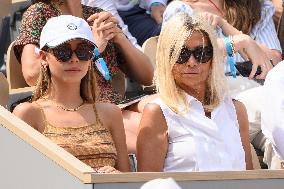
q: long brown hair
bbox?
[223,0,261,34]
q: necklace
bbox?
[43,97,85,112]
[208,0,224,17]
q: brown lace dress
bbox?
[36,102,117,169]
[14,2,125,104]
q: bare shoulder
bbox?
[95,102,122,130]
[142,103,165,123]
[13,102,43,131]
[232,100,247,117]
[95,102,121,117]
[232,100,249,129]
[143,103,164,115]
[140,103,167,131]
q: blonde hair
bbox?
[32,60,98,103]
[155,13,228,114]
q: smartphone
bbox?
[235,61,262,77]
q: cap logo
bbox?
[67,23,77,30]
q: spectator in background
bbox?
[81,0,141,49]
[117,0,168,45]
[261,61,284,168]
[272,0,284,58]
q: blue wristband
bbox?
[93,48,111,81]
[224,37,236,78]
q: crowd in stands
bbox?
[0,0,283,172]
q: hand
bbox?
[88,12,121,53]
[151,4,165,24]
[95,166,121,173]
[200,12,224,29]
[232,34,273,79]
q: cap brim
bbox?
[43,33,96,49]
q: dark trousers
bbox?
[118,5,161,46]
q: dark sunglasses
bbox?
[176,46,213,64]
[48,43,93,62]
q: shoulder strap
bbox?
[92,103,103,126]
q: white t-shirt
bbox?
[262,61,284,159]
[153,95,246,172]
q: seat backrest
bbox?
[142,36,158,68]
[6,41,29,90]
[0,72,9,108]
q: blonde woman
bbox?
[13,15,130,173]
[137,13,252,172]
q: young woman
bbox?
[13,15,130,173]
[137,13,253,171]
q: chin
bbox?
[62,75,85,83]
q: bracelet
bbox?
[225,37,237,78]
[93,48,111,81]
[229,36,236,55]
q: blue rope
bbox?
[225,37,236,78]
[93,48,111,81]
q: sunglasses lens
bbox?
[199,46,213,63]
[176,48,191,64]
[52,45,72,62]
[51,43,93,62]
[75,44,93,61]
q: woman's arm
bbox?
[203,12,282,66]
[113,33,154,86]
[233,100,253,170]
[136,103,168,172]
[217,34,272,79]
[88,12,154,86]
[21,44,42,86]
[98,103,130,172]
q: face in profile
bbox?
[172,30,213,92]
[42,39,93,83]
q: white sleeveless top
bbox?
[152,95,245,172]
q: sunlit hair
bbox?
[32,43,97,103]
[156,12,228,114]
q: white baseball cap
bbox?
[40,15,96,49]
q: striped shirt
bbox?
[163,0,282,72]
